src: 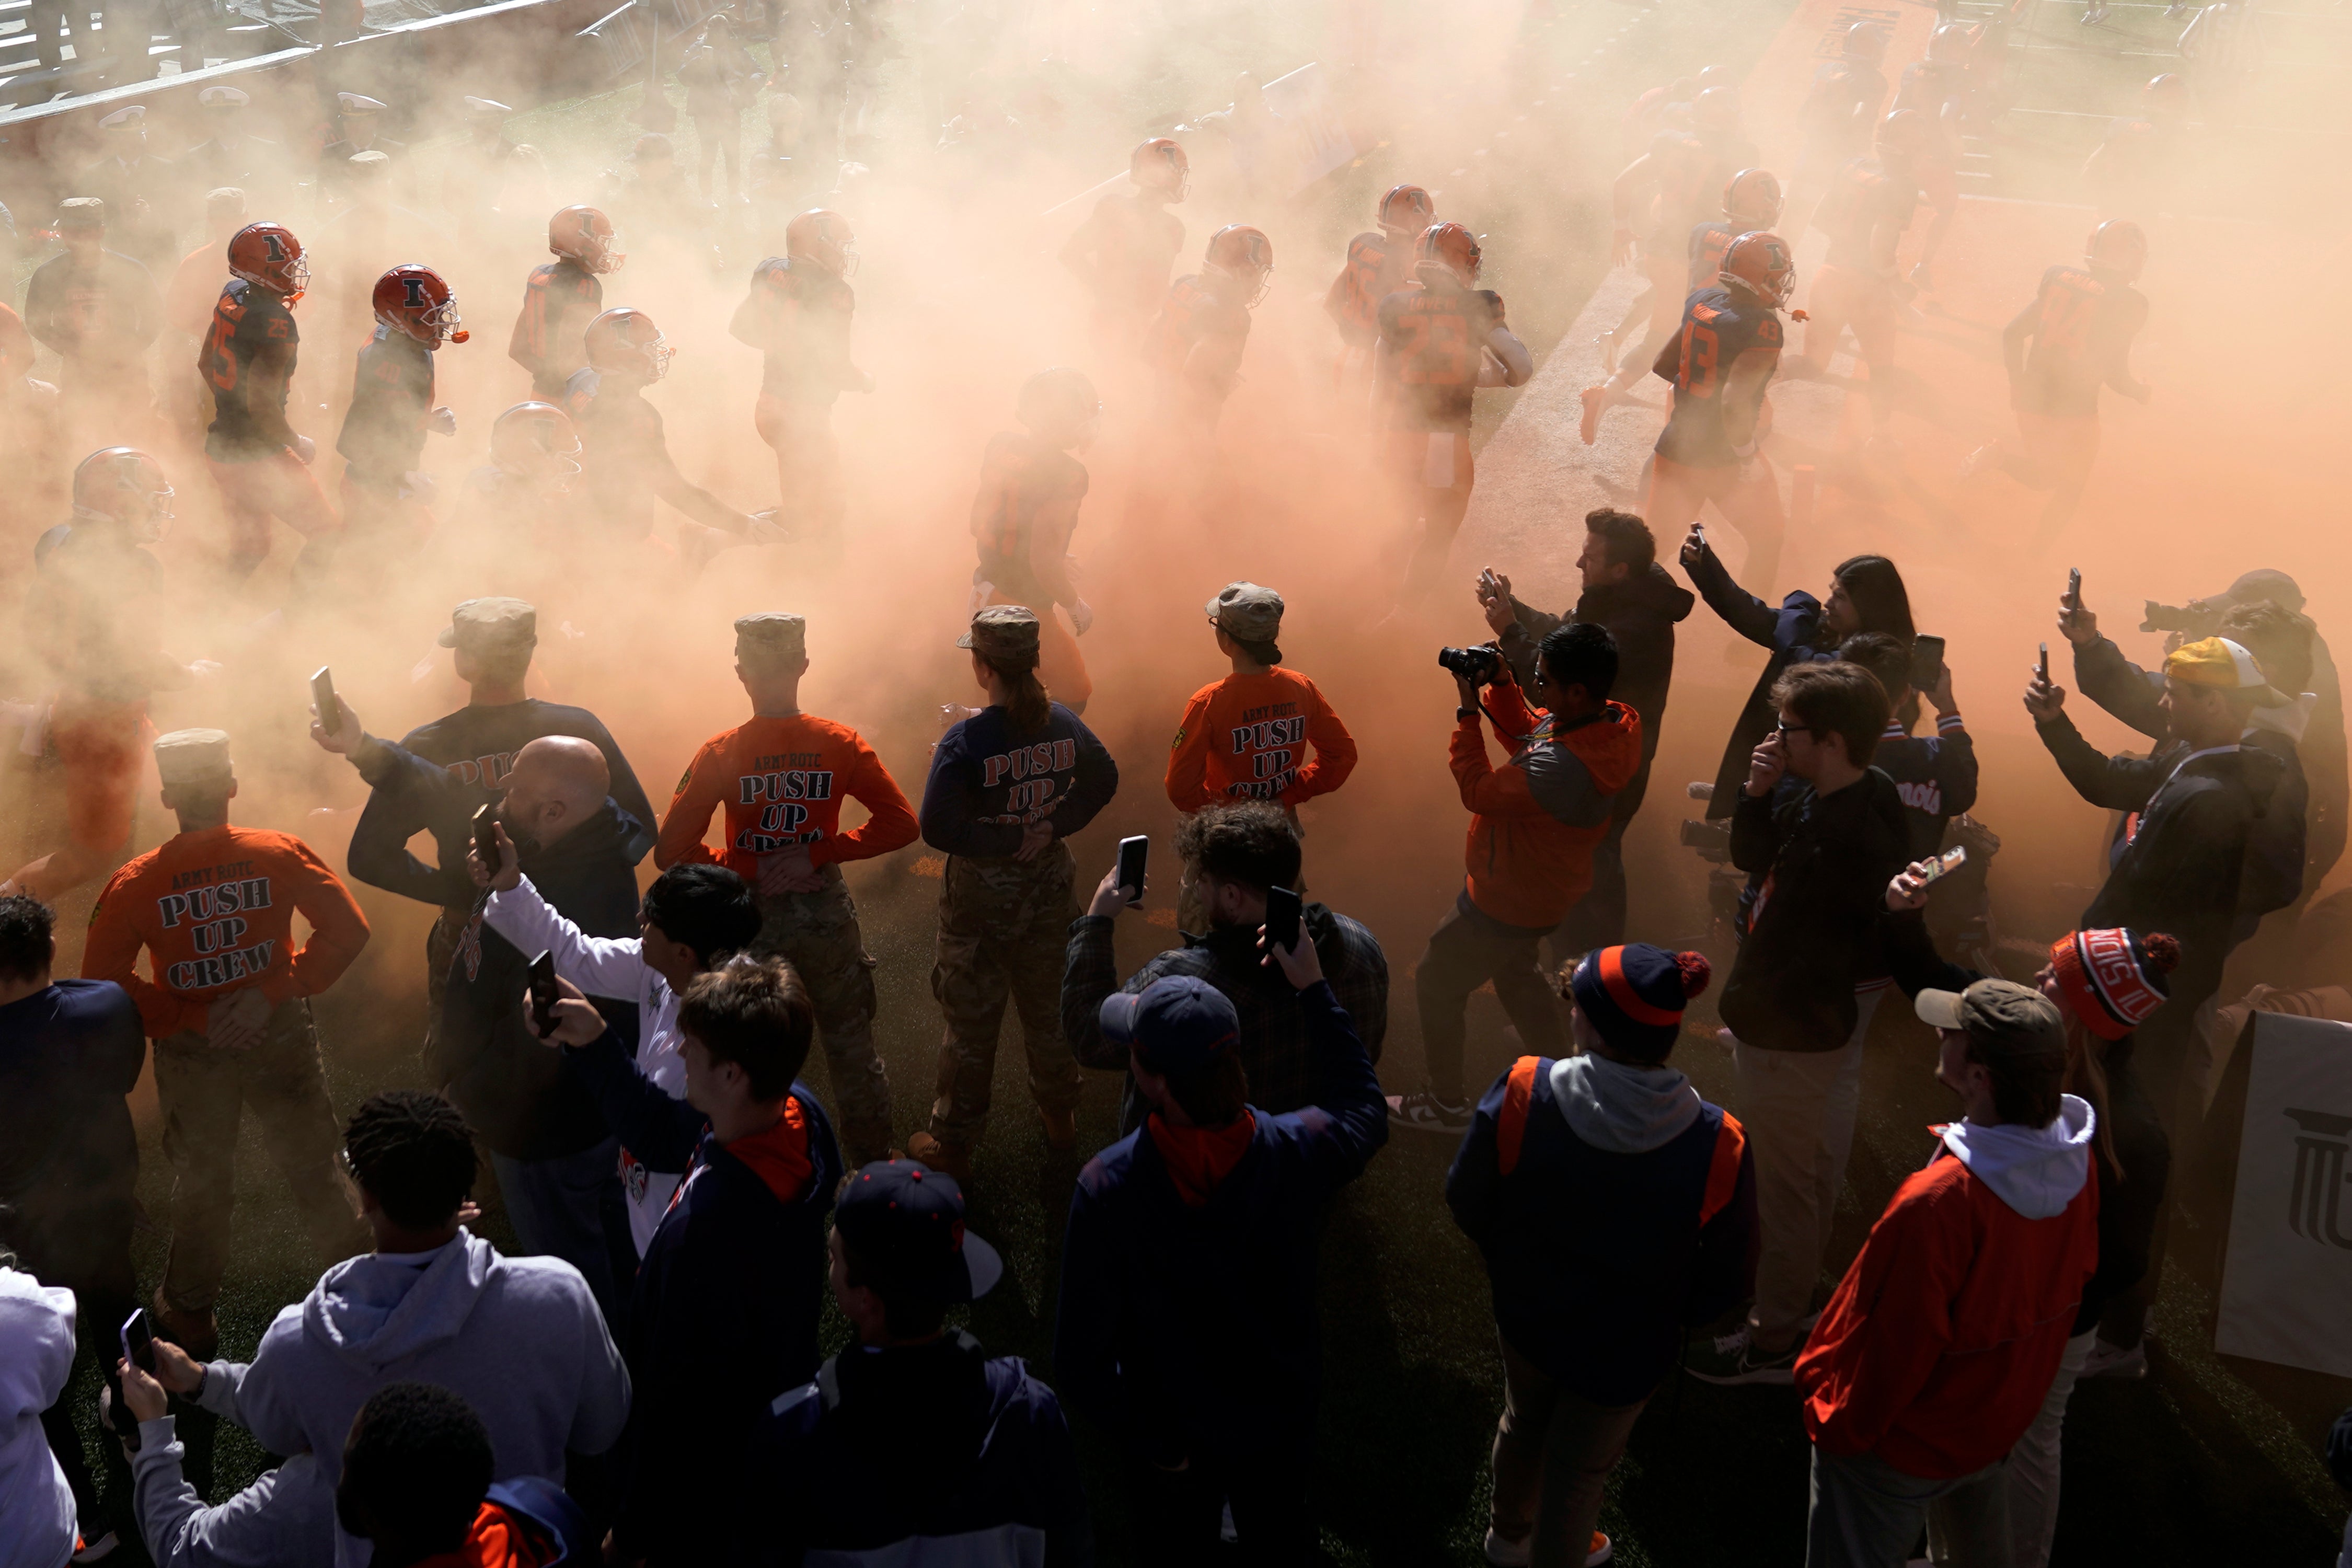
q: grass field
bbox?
[28,0,2352,1559]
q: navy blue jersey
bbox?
[337,326,435,487]
[735,256,856,403]
[2016,264,2148,418]
[1870,714,1980,859]
[1653,286,1782,468]
[919,702,1119,859]
[1377,280,1506,432]
[201,276,299,459]
[1687,220,1735,292]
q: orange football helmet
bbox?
[491,401,582,479]
[1204,224,1274,306]
[549,205,624,274]
[72,447,174,540]
[1131,137,1189,199]
[1720,230,1796,307]
[2086,218,2147,282]
[1378,183,1435,237]
[373,263,467,346]
[583,307,674,382]
[1415,221,1482,287]
[228,222,307,300]
[1723,168,1783,229]
[786,209,858,276]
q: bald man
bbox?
[312,705,645,1315]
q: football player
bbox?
[1691,85,1761,194]
[510,205,622,401]
[199,221,340,583]
[2084,73,2189,215]
[729,207,871,556]
[1793,21,1892,229]
[1324,183,1434,392]
[1144,223,1274,432]
[336,263,465,567]
[1060,137,1189,343]
[1377,222,1534,599]
[1798,109,1926,452]
[434,401,580,600]
[1643,230,1796,589]
[1961,220,2151,544]
[563,307,763,565]
[968,368,1100,713]
[1590,131,1709,387]
[1891,25,1971,291]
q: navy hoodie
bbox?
[919,701,1119,858]
[563,1028,841,1565]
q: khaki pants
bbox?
[153,998,363,1313]
[751,865,893,1163]
[2005,1329,2094,1568]
[927,844,1085,1154]
[1490,1333,1648,1567]
[1734,987,1885,1346]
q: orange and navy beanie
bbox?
[1567,943,1711,1058]
[2047,928,2177,1041]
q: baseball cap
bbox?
[2163,636,2290,705]
[439,596,537,651]
[1915,978,2066,1064]
[958,604,1041,661]
[1206,581,1283,642]
[834,1159,1001,1303]
[56,197,106,229]
[155,728,232,786]
[734,612,805,664]
[1099,975,1239,1076]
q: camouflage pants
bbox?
[752,867,894,1163]
[153,998,365,1313]
[928,844,1085,1152]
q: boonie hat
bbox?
[834,1159,1001,1303]
[439,596,537,650]
[2163,636,2289,706]
[1206,581,1283,642]
[1916,978,2066,1064]
[958,603,1040,661]
[734,612,805,663]
[1100,974,1239,1076]
[155,728,233,785]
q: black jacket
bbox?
[1684,544,1848,820]
[2037,715,2289,1009]
[1720,768,1910,1051]
[1500,562,1695,821]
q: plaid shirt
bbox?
[1063,904,1390,1135]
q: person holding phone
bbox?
[1835,631,1978,859]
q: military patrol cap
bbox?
[155,729,233,785]
[958,604,1040,660]
[1206,581,1284,642]
[463,96,513,115]
[206,187,248,218]
[338,92,388,114]
[57,197,106,229]
[439,596,537,651]
[198,85,251,108]
[735,612,806,665]
[98,105,146,130]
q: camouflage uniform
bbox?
[753,862,894,1162]
[927,841,1085,1151]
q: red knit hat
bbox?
[2046,928,2178,1040]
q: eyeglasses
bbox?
[1774,719,1817,741]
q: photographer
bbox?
[1389,625,1642,1135]
[1836,632,1977,860]
[1477,509,1694,951]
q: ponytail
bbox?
[986,653,1052,733]
[2063,1027,2125,1185]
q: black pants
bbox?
[1415,895,1567,1104]
[1127,1447,1312,1565]
[7,1192,136,1537]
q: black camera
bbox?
[1437,645,1502,684]
[2141,598,2221,638]
[1679,816,1734,863]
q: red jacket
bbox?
[1450,688,1644,929]
[1795,1140,2098,1479]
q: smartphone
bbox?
[1910,633,1946,692]
[471,803,498,868]
[1264,882,1302,954]
[120,1308,155,1375]
[528,950,558,1037]
[310,665,341,734]
[1916,845,1968,885]
[1115,835,1148,905]
[2038,641,2051,685]
[2066,568,2082,612]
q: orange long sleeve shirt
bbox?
[1164,668,1358,813]
[84,824,372,1039]
[655,713,920,877]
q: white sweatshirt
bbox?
[0,1267,79,1568]
[485,874,684,1256]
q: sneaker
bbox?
[1040,1105,1078,1153]
[151,1288,218,1363]
[1386,1091,1472,1134]
[1588,1534,1613,1566]
[2081,1335,2148,1380]
[1484,1530,1530,1566]
[1578,384,1610,446]
[1685,1323,1802,1385]
[71,1533,120,1563]
[905,1132,973,1182]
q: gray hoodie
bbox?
[1938,1094,2096,1220]
[209,1230,629,1566]
[1548,1052,1702,1155]
[130,1423,331,1568]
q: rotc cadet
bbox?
[566,307,766,560]
[77,105,180,275]
[437,400,581,594]
[200,219,340,582]
[1324,183,1434,393]
[1961,220,2152,544]
[1058,137,1189,344]
[1644,231,1796,589]
[510,205,623,401]
[24,198,162,450]
[1165,582,1357,931]
[82,728,371,1357]
[183,85,286,199]
[654,613,920,1164]
[1798,108,1928,454]
[1377,222,1534,599]
[1145,223,1273,436]
[910,606,1119,1180]
[0,307,64,544]
[729,209,871,554]
[967,368,1100,714]
[336,262,466,566]
[162,187,247,441]
[679,14,762,204]
[444,96,518,221]
[4,449,208,903]
[322,93,406,177]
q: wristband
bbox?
[1456,707,1478,722]
[191,1365,208,1401]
